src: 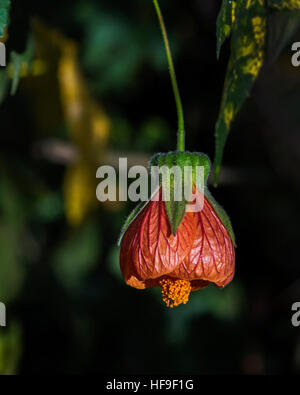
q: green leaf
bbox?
[214,0,267,185]
[216,0,234,58]
[0,0,10,38]
[117,194,156,246]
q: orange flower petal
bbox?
[173,196,235,287]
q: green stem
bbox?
[153,0,185,151]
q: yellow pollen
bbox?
[159,278,192,308]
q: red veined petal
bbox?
[120,188,197,287]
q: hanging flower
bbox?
[119,2,236,307]
[119,152,236,308]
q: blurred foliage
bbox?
[215,0,300,184]
[0,30,40,101]
[0,0,299,375]
[73,1,177,96]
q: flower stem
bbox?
[153,0,185,151]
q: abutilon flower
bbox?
[118,1,236,307]
[119,152,236,308]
